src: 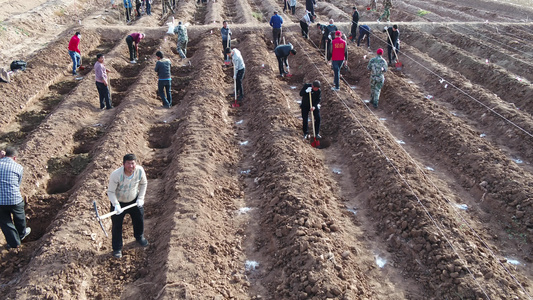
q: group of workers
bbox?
[17,0,402,257]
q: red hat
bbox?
[335,30,342,36]
[377,48,384,55]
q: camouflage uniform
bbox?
[367,54,388,108]
[174,24,188,59]
[378,0,392,22]
[162,0,174,15]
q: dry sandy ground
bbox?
[1,0,533,299]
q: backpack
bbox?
[10,60,27,71]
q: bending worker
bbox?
[274,43,296,77]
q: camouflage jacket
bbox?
[384,0,392,9]
[367,56,388,77]
[174,25,188,42]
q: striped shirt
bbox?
[0,157,23,205]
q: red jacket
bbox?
[331,37,347,61]
[68,34,80,53]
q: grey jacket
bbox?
[155,58,172,80]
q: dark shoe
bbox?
[303,134,309,140]
[137,237,149,247]
[20,227,31,241]
[316,134,322,139]
[106,106,113,109]
[113,250,122,258]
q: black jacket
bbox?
[384,27,399,45]
[274,43,293,58]
[300,83,321,110]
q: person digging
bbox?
[107,154,149,258]
[299,80,322,140]
[274,43,296,77]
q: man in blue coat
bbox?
[269,11,283,48]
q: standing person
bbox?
[299,81,321,139]
[0,147,31,250]
[370,0,377,11]
[306,0,316,16]
[154,51,172,108]
[135,0,142,17]
[367,48,388,108]
[125,32,145,64]
[94,54,114,110]
[145,0,152,15]
[288,0,297,15]
[330,31,347,91]
[350,6,359,42]
[225,48,245,101]
[300,11,315,39]
[357,24,371,48]
[123,0,133,23]
[384,25,400,66]
[274,43,297,77]
[322,19,337,56]
[107,154,148,259]
[67,31,81,76]
[269,11,283,48]
[377,0,392,22]
[221,21,232,61]
[174,22,189,59]
[162,0,174,15]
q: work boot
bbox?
[137,236,149,247]
[113,250,122,258]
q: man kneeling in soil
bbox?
[107,154,148,258]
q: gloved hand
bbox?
[114,205,124,215]
[306,87,312,93]
[317,104,321,109]
[384,26,388,30]
[137,198,144,208]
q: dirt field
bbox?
[1,0,533,299]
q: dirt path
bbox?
[1,0,533,299]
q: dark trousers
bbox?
[290,5,295,14]
[125,6,132,22]
[277,56,288,76]
[96,81,112,109]
[110,199,144,251]
[136,2,141,16]
[272,28,282,48]
[350,22,358,41]
[158,79,172,107]
[222,39,231,60]
[301,107,320,135]
[236,68,245,99]
[146,0,151,14]
[300,21,309,38]
[387,42,399,64]
[332,60,343,89]
[283,0,288,12]
[0,201,27,248]
[126,35,136,61]
[357,32,370,47]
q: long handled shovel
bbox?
[308,91,320,148]
[232,69,240,108]
[385,29,402,70]
[324,39,328,62]
[93,201,137,237]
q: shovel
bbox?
[78,55,86,71]
[308,91,320,148]
[232,69,240,108]
[385,29,402,70]
[93,201,137,237]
